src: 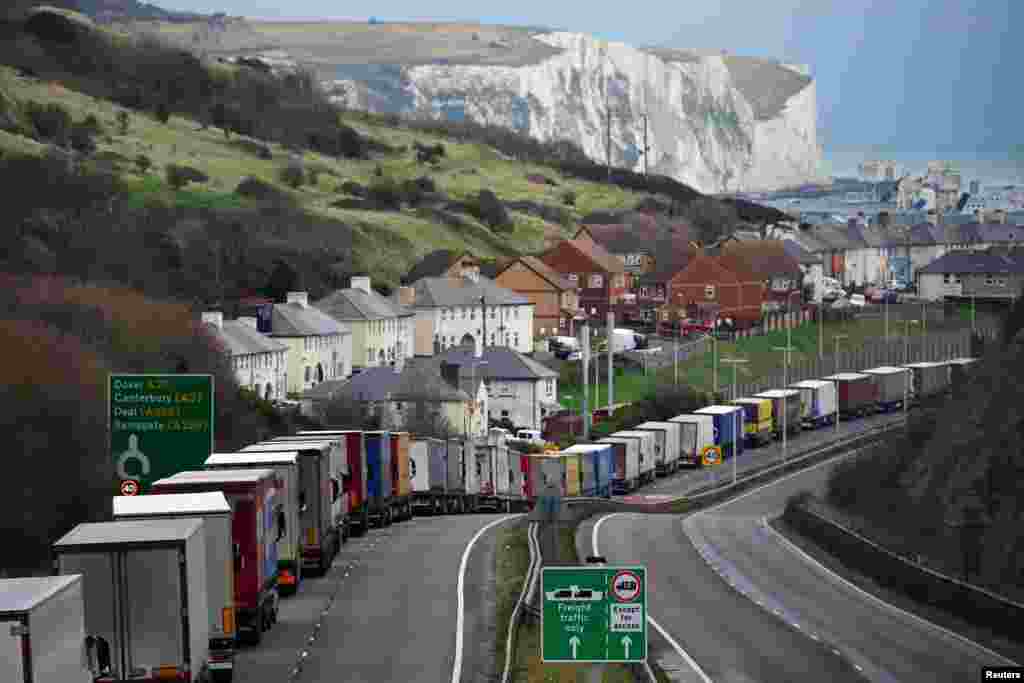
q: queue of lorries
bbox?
[2,357,978,683]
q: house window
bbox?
[567,273,579,283]
[640,287,649,297]
[997,278,1007,287]
[546,379,555,395]
[490,307,496,319]
[304,366,311,382]
[462,307,467,319]
[943,274,951,284]
[624,254,642,266]
[501,410,509,418]
[705,285,716,299]
[395,402,403,411]
[985,275,995,286]
[514,332,519,347]
[589,274,604,288]
[513,307,518,319]
[470,308,476,320]
[490,333,496,345]
[590,307,597,315]
[540,327,546,336]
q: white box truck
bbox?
[203,452,303,595]
[669,414,715,467]
[611,430,657,484]
[0,575,91,683]
[113,491,236,679]
[54,519,210,683]
[789,379,839,428]
[634,422,681,476]
[597,436,640,493]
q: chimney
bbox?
[397,286,415,306]
[201,311,223,329]
[237,316,258,329]
[286,291,309,308]
[350,276,371,294]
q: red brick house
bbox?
[540,239,626,320]
[665,252,764,328]
[716,240,803,309]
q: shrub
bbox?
[116,110,129,135]
[475,189,512,230]
[165,164,208,189]
[235,175,285,200]
[367,176,403,210]
[154,101,171,124]
[280,156,305,189]
[341,180,367,197]
[135,154,152,174]
[69,121,97,153]
[413,141,445,164]
[25,101,72,146]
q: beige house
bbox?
[314,276,415,371]
[201,311,288,400]
[268,291,353,396]
[494,256,579,338]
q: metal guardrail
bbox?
[501,522,541,683]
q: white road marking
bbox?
[593,513,714,683]
[760,516,1021,666]
[451,514,524,683]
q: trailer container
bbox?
[113,492,235,676]
[631,423,667,476]
[524,453,567,501]
[445,439,467,513]
[753,390,801,437]
[597,437,640,493]
[821,373,877,418]
[0,575,91,683]
[202,452,301,594]
[560,452,582,497]
[729,398,773,446]
[562,444,613,498]
[902,361,950,403]
[947,357,978,391]
[492,431,523,511]
[475,430,518,512]
[388,432,413,522]
[669,415,715,467]
[462,435,481,513]
[150,470,280,645]
[788,380,837,428]
[364,431,394,527]
[240,441,339,573]
[861,367,910,412]
[636,421,683,473]
[294,431,369,536]
[54,519,211,681]
[611,431,657,484]
[410,438,447,515]
[693,406,745,461]
[266,436,349,542]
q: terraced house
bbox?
[540,238,626,319]
[493,256,580,338]
[267,291,353,395]
[314,276,415,371]
[201,311,288,400]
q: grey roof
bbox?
[402,276,530,308]
[315,288,412,322]
[0,576,81,614]
[302,358,471,403]
[271,301,350,337]
[439,345,558,381]
[975,223,1024,243]
[54,518,203,549]
[918,250,1024,275]
[782,238,821,264]
[205,320,288,356]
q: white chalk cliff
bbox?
[330,32,823,193]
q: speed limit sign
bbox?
[120,479,140,496]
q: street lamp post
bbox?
[721,357,748,485]
[833,334,847,434]
[904,320,919,413]
[773,345,796,461]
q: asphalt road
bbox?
[588,451,1015,683]
[233,513,521,683]
[619,408,907,502]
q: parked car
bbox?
[849,294,867,307]
[681,318,714,336]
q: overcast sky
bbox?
[163,0,1022,184]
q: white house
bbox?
[201,312,288,400]
[396,275,535,356]
[268,291,353,395]
[438,344,559,430]
[314,276,415,371]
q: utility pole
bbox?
[607,311,614,413]
[580,324,591,441]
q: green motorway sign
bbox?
[109,374,214,494]
[541,566,647,663]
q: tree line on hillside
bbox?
[824,301,1024,599]
[0,274,323,575]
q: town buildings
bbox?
[540,238,626,319]
[201,311,288,400]
[396,274,535,355]
[493,256,580,338]
[314,276,414,371]
[267,291,352,395]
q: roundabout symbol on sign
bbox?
[611,570,642,603]
[701,445,723,466]
[120,479,140,496]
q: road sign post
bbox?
[541,566,647,663]
[108,373,214,494]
